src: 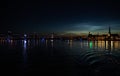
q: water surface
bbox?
[0,40,120,76]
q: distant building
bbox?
[88,26,120,41]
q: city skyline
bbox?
[1,26,120,36]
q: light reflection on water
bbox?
[0,40,120,65]
[0,40,120,75]
[66,40,120,52]
[23,40,27,64]
[0,40,120,52]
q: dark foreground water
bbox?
[0,40,120,76]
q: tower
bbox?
[108,26,111,37]
[108,26,111,34]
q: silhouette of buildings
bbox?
[0,26,119,41]
[88,26,120,41]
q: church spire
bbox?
[108,26,111,37]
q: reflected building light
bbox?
[114,41,119,49]
[51,33,54,43]
[99,41,102,48]
[7,37,11,43]
[86,41,89,45]
[23,39,27,65]
[80,41,83,48]
[110,41,119,50]
[86,41,89,47]
[23,39,27,49]
[101,41,105,49]
[67,40,69,44]
[10,40,13,45]
[24,40,27,44]
[97,41,102,49]
[111,41,113,50]
[89,41,93,49]
[51,39,53,42]
[94,41,97,48]
[101,41,102,48]
[106,41,108,50]
[41,38,45,42]
[80,38,82,42]
[70,40,73,48]
[28,40,30,46]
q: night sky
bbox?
[1,0,120,34]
